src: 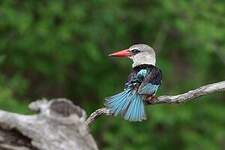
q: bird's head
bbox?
[109,44,156,68]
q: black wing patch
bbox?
[138,67,162,95]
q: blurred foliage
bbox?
[0,0,225,149]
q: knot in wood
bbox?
[50,99,84,118]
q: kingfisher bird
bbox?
[104,44,162,122]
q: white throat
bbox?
[131,52,156,68]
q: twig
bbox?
[86,81,225,125]
[85,108,112,125]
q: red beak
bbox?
[109,49,131,57]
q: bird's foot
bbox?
[145,95,157,104]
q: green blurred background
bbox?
[0,0,225,149]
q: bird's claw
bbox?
[145,95,157,104]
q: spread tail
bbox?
[104,89,146,121]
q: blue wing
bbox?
[138,83,159,95]
[137,67,162,95]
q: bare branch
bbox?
[86,81,225,125]
[85,108,112,125]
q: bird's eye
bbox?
[131,49,141,54]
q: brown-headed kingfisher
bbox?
[105,44,162,121]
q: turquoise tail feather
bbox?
[104,89,146,121]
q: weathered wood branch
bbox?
[86,81,225,125]
[0,98,98,150]
[0,81,224,149]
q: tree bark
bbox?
[0,98,98,150]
